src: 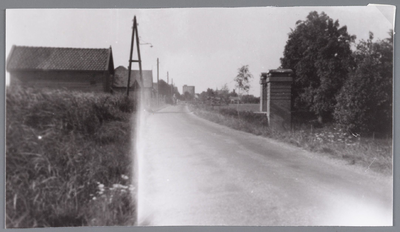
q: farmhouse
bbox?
[6,45,115,92]
[112,66,154,106]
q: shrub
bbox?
[334,32,393,135]
[6,86,136,227]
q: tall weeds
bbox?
[6,86,136,227]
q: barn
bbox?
[112,66,154,107]
[6,45,115,92]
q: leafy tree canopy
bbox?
[334,31,393,134]
[234,65,253,96]
[280,11,355,122]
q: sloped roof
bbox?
[7,45,113,72]
[113,66,153,88]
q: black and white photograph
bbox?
[5,5,395,227]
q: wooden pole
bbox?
[134,16,143,86]
[126,15,143,108]
[171,78,173,94]
[157,58,159,105]
[126,17,136,96]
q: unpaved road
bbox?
[136,104,392,226]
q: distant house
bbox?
[6,45,114,92]
[113,66,153,106]
[113,66,140,92]
[229,96,241,104]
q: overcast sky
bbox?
[6,5,394,96]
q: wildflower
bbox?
[97,183,105,195]
[92,197,97,200]
[38,136,42,140]
[121,174,129,180]
[113,184,128,189]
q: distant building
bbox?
[113,66,153,107]
[229,96,241,104]
[182,85,195,97]
[6,45,114,92]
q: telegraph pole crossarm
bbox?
[126,16,143,97]
[134,16,143,87]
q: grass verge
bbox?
[6,86,137,227]
[191,105,392,176]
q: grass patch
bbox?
[6,86,137,227]
[217,103,260,112]
[191,105,392,176]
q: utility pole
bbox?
[167,72,170,100]
[127,16,143,97]
[171,78,174,94]
[157,58,159,105]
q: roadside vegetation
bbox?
[6,86,137,227]
[218,103,260,112]
[192,105,392,176]
[280,12,393,135]
[188,11,392,176]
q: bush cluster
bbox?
[6,86,136,227]
[281,11,393,136]
[218,108,268,126]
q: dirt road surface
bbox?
[135,104,392,226]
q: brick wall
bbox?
[260,70,293,130]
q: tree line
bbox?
[195,86,259,105]
[280,11,393,136]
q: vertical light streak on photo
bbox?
[133,104,199,226]
[134,99,156,226]
[132,98,143,225]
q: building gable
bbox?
[113,66,153,89]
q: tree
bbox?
[280,11,355,123]
[334,31,393,135]
[234,65,253,98]
[229,89,238,97]
[206,88,215,98]
[183,91,193,101]
[199,91,208,103]
[217,84,230,104]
